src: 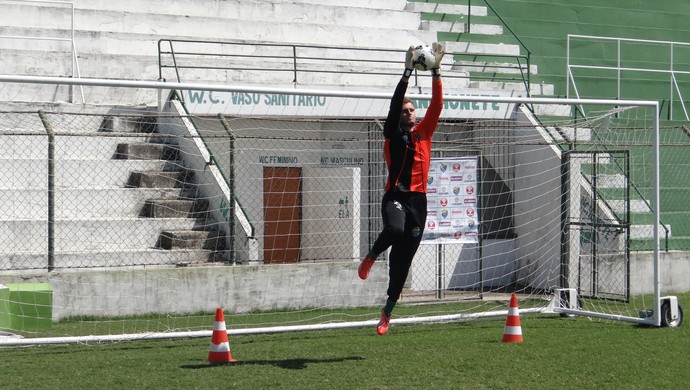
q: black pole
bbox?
[39,110,55,272]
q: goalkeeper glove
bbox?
[431,42,445,76]
[404,45,414,77]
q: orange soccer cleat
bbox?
[358,255,375,280]
[376,309,391,335]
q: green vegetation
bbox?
[1,294,686,389]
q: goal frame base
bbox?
[547,288,682,328]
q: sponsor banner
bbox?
[181,88,516,120]
[423,157,479,244]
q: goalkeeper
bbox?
[358,43,445,335]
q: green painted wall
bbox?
[484,0,690,248]
[418,0,690,248]
[1,283,52,331]
[485,0,690,116]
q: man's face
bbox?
[400,102,416,132]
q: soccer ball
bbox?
[411,45,436,71]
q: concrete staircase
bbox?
[0,106,225,271]
[111,111,228,260]
[116,140,226,254]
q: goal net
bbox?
[0,75,676,346]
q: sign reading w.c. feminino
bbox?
[181,86,517,119]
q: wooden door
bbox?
[263,166,302,263]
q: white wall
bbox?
[513,108,563,290]
[410,239,517,291]
[0,262,387,320]
[302,167,361,261]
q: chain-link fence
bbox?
[0,108,384,270]
[1,77,687,343]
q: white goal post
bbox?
[0,74,681,346]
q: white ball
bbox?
[411,45,436,71]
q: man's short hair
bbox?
[402,97,413,106]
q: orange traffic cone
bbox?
[502,293,523,343]
[208,307,238,364]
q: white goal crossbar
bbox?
[0,307,546,346]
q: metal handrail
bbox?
[158,39,404,82]
[0,0,83,102]
[567,34,690,121]
[565,34,686,244]
[157,39,531,95]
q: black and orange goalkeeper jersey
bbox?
[383,78,443,193]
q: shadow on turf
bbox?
[181,355,364,370]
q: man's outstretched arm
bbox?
[383,46,415,138]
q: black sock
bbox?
[383,298,396,315]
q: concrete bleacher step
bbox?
[421,20,503,35]
[36,108,154,131]
[0,158,171,188]
[421,11,502,26]
[583,172,662,241]
[115,142,179,160]
[441,31,520,45]
[159,230,225,251]
[142,198,208,219]
[61,135,164,159]
[0,11,434,54]
[588,174,628,188]
[608,200,652,214]
[272,0,407,9]
[126,170,190,189]
[0,188,184,219]
[0,67,159,106]
[1,217,202,253]
[543,125,592,143]
[406,2,487,16]
[444,41,521,56]
[2,248,218,270]
[36,0,413,29]
[458,61,537,75]
[533,104,576,117]
[468,71,529,88]
[0,134,167,161]
[98,115,158,134]
[631,224,672,240]
[469,81,554,96]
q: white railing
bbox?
[567,34,690,121]
[0,0,83,102]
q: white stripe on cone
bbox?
[503,326,522,335]
[209,341,230,352]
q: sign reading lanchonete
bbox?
[181,88,516,119]
[422,157,479,244]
